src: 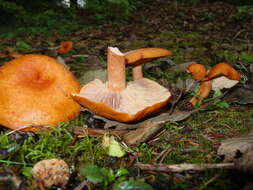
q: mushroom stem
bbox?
[190,80,212,106]
[133,65,143,80]
[107,47,126,91]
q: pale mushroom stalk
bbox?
[132,65,143,80]
[190,80,212,106]
[107,47,126,91]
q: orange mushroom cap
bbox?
[57,41,73,54]
[205,62,241,81]
[187,63,207,80]
[124,48,173,80]
[0,54,81,132]
[124,48,173,67]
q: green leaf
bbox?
[216,101,230,109]
[108,136,126,158]
[102,136,126,158]
[113,180,154,190]
[16,41,31,51]
[115,168,129,177]
[80,165,105,184]
[239,52,253,63]
[213,89,222,98]
[21,167,33,178]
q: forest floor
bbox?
[0,1,253,190]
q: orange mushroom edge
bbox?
[0,54,81,132]
[205,62,241,81]
[186,63,207,81]
[187,62,241,106]
[124,48,173,80]
[57,41,73,54]
[72,47,172,123]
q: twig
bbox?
[237,61,248,72]
[136,163,234,173]
[72,54,89,58]
[233,29,246,40]
[73,180,88,190]
[199,174,221,190]
[0,159,32,166]
[5,125,43,135]
[154,147,173,163]
[73,126,129,138]
[169,86,184,115]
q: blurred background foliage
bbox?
[0,0,252,35]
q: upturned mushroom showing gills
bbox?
[0,54,81,132]
[72,47,172,122]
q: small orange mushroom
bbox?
[72,47,172,123]
[186,63,207,80]
[0,54,81,132]
[205,62,241,81]
[187,62,240,106]
[56,41,73,54]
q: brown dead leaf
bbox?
[123,121,165,146]
[224,84,253,104]
[95,108,197,130]
[91,108,197,146]
[208,132,225,139]
[218,130,253,162]
[176,139,199,146]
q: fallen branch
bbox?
[73,126,129,138]
[136,163,234,173]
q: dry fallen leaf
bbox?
[224,84,253,104]
[212,76,239,90]
[218,130,253,162]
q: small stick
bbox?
[73,126,129,138]
[73,180,88,190]
[136,163,234,173]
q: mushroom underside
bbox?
[72,78,171,122]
